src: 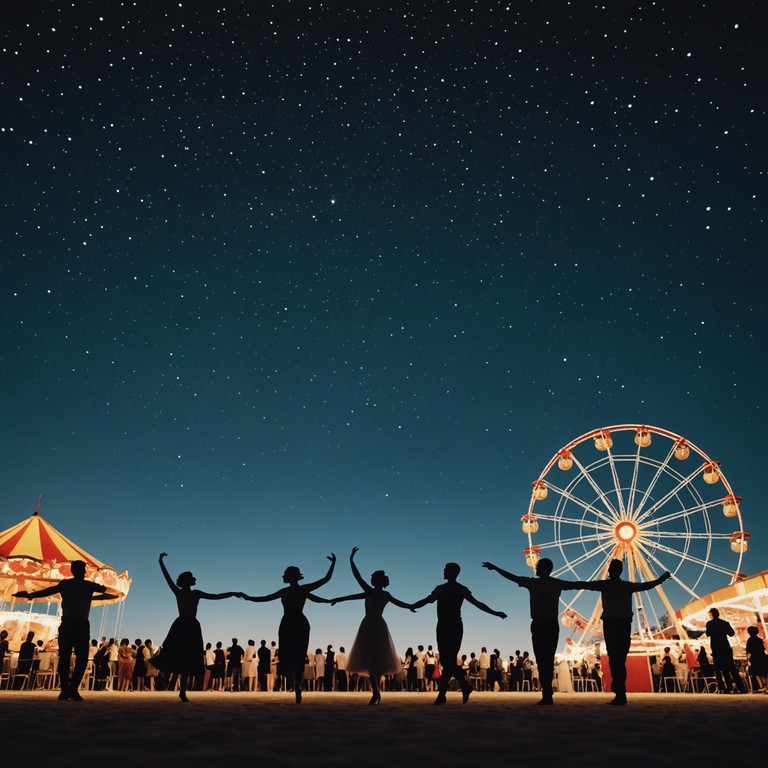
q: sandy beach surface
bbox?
[2,690,764,767]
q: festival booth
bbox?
[0,501,131,652]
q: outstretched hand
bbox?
[482,562,496,571]
[662,571,672,581]
[350,546,359,558]
[327,553,336,564]
[13,591,28,599]
[497,611,508,619]
[159,552,168,560]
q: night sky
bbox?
[1,2,765,659]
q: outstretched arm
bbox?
[13,585,61,600]
[240,588,283,603]
[467,594,507,619]
[482,562,522,585]
[303,553,337,592]
[158,553,179,593]
[348,547,370,591]
[388,594,418,612]
[197,590,243,601]
[409,593,436,610]
[319,592,366,605]
[632,571,671,593]
[92,592,120,602]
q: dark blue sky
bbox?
[1,2,765,657]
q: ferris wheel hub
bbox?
[615,521,638,543]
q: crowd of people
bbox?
[6,550,768,704]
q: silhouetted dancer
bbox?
[325,547,416,704]
[705,607,746,694]
[483,557,589,704]
[13,559,117,701]
[155,552,242,702]
[240,554,336,703]
[580,559,670,705]
[411,562,507,704]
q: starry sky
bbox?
[1,2,765,659]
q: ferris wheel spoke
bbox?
[627,441,645,519]
[629,545,692,639]
[652,531,731,541]
[552,542,614,575]
[543,478,617,527]
[568,455,620,520]
[645,498,721,529]
[631,442,677,518]
[633,541,701,601]
[638,539,734,578]
[604,443,628,517]
[634,467,709,527]
[532,512,614,531]
[552,532,612,549]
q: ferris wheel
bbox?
[521,424,749,652]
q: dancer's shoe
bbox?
[369,691,381,705]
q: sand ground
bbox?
[1,690,764,767]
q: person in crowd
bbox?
[403,646,417,692]
[660,646,677,691]
[212,641,226,691]
[706,607,746,694]
[133,638,148,691]
[154,552,242,702]
[483,557,589,704]
[335,645,348,692]
[325,547,416,704]
[227,638,245,691]
[240,554,336,703]
[324,644,336,691]
[411,562,506,704]
[242,639,257,691]
[745,626,768,693]
[13,559,117,700]
[579,559,670,705]
[257,639,271,692]
[117,637,135,691]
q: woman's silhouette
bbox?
[327,547,415,704]
[155,552,241,701]
[241,554,336,703]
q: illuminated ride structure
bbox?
[0,500,131,648]
[521,425,764,677]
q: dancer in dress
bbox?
[155,552,242,701]
[326,547,416,704]
[241,554,336,703]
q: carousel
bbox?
[0,499,131,650]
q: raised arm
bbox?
[467,593,507,619]
[158,552,179,593]
[348,547,370,591]
[631,571,671,593]
[303,553,337,592]
[482,562,522,585]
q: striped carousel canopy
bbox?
[0,501,131,604]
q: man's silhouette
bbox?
[705,607,746,693]
[483,557,588,704]
[257,639,271,692]
[13,559,116,701]
[412,562,506,704]
[581,559,670,705]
